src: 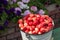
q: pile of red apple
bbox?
[18,14,54,34]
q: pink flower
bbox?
[38,9,45,15]
[22,0,30,3]
[31,6,37,12]
[23,10,31,16]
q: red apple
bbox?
[26,26,31,30]
[23,14,30,20]
[44,20,49,24]
[29,14,35,17]
[18,19,23,24]
[32,30,37,34]
[33,20,39,26]
[32,17,37,21]
[48,17,53,23]
[28,31,33,34]
[30,27,34,31]
[39,18,44,22]
[27,17,32,21]
[19,24,24,27]
[35,28,39,33]
[31,26,36,30]
[24,22,28,27]
[36,17,40,21]
[48,23,53,26]
[40,28,45,31]
[44,15,49,18]
[38,31,42,34]
[45,27,50,32]
[36,24,42,29]
[35,14,41,18]
[40,28,46,34]
[25,30,29,33]
[28,21,33,26]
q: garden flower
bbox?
[4,8,15,15]
[17,1,24,6]
[22,0,30,3]
[14,11,21,16]
[9,7,15,12]
[24,4,29,9]
[14,7,21,16]
[23,10,31,16]
[1,0,8,5]
[20,4,29,9]
[38,9,45,15]
[0,26,4,30]
[31,6,37,12]
[17,2,24,9]
[17,2,29,9]
[15,7,21,12]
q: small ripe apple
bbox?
[25,30,29,33]
[29,14,35,17]
[35,14,41,18]
[36,24,42,29]
[28,21,33,26]
[32,30,37,34]
[38,31,42,34]
[35,28,39,33]
[24,22,28,27]
[28,31,33,34]
[18,19,23,24]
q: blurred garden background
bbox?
[0,0,60,40]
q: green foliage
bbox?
[37,0,47,4]
[55,0,60,5]
[44,10,48,15]
[50,0,56,4]
[11,17,18,23]
[28,0,45,9]
[0,12,8,24]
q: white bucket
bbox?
[29,31,52,40]
[21,30,52,40]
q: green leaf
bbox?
[11,17,18,23]
[44,10,48,15]
[28,0,45,9]
[55,0,60,5]
[0,21,4,25]
[37,0,47,4]
[51,0,56,3]
[1,12,8,22]
[10,1,18,7]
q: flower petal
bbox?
[23,10,31,16]
[38,9,45,15]
[31,6,37,12]
[22,0,30,3]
